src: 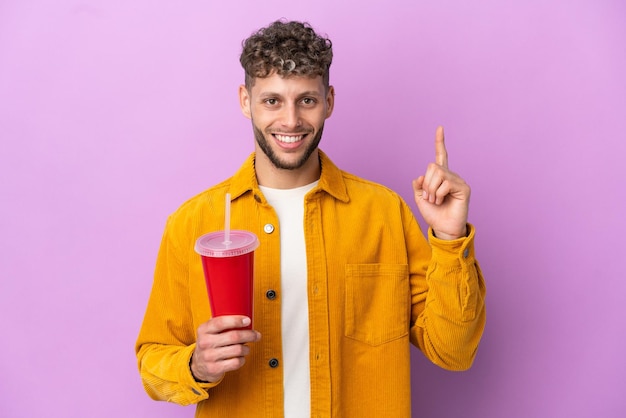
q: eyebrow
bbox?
[297,91,323,97]
[258,91,323,99]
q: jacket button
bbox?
[266,289,277,300]
[263,223,275,234]
[268,358,279,368]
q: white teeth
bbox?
[275,134,303,143]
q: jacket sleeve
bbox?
[135,218,219,405]
[406,211,487,370]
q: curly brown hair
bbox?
[240,20,333,90]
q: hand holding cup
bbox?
[191,315,261,383]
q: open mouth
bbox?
[274,134,305,144]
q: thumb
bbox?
[412,176,426,201]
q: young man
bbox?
[136,20,486,417]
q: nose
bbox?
[279,103,301,129]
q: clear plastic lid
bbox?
[194,230,260,258]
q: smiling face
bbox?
[239,73,335,187]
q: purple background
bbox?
[1,1,625,417]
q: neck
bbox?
[255,149,321,189]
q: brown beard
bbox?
[252,123,324,170]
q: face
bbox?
[239,73,334,171]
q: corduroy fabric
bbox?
[135,150,486,417]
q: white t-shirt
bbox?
[259,181,318,418]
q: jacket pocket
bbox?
[345,264,409,346]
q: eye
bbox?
[301,97,317,106]
[264,98,278,106]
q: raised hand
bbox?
[412,126,470,240]
[190,316,261,383]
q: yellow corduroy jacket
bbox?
[136,150,486,418]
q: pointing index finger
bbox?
[435,125,448,168]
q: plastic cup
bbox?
[194,230,260,329]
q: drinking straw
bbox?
[224,193,231,245]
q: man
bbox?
[136,20,486,417]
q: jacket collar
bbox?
[229,150,350,203]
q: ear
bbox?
[239,85,251,119]
[325,86,335,119]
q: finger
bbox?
[196,352,248,381]
[412,177,424,193]
[433,180,451,205]
[413,176,428,201]
[422,163,445,203]
[212,341,252,361]
[203,315,251,334]
[221,328,261,346]
[199,329,260,352]
[216,356,248,375]
[426,172,445,204]
[435,126,448,168]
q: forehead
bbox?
[249,73,325,97]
